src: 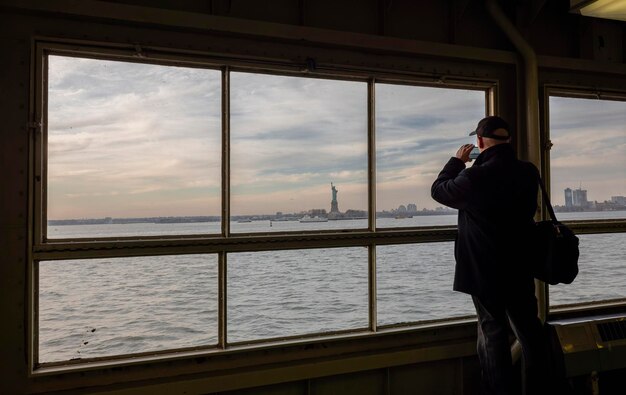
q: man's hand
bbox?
[455,144,475,163]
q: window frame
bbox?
[542,85,626,310]
[30,40,496,374]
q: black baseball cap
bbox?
[469,116,511,140]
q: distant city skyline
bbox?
[559,185,625,212]
[46,181,449,222]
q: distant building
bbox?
[611,196,626,205]
[344,209,366,218]
[397,205,407,213]
[572,188,588,208]
[309,208,327,217]
[564,188,573,208]
[407,203,417,212]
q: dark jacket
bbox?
[431,144,539,296]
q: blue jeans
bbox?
[472,290,550,395]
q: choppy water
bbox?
[39,213,626,363]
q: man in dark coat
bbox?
[431,116,548,395]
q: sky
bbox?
[47,55,625,219]
[549,96,626,206]
[48,56,222,219]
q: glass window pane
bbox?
[377,243,475,326]
[39,255,218,362]
[376,84,486,228]
[228,248,368,342]
[47,56,222,238]
[550,233,626,307]
[230,73,368,233]
[549,96,626,220]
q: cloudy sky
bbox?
[47,55,624,219]
[549,96,625,206]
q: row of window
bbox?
[39,233,625,363]
[45,55,486,238]
[35,49,626,366]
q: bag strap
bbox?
[537,173,558,222]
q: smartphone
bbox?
[469,146,480,160]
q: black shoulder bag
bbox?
[533,175,580,285]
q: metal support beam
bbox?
[485,0,544,367]
[0,0,517,65]
[449,0,471,43]
[526,0,548,26]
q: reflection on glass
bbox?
[38,255,218,362]
[550,233,626,307]
[230,72,368,232]
[549,96,626,221]
[227,248,368,342]
[47,56,222,238]
[375,84,485,227]
[377,243,474,326]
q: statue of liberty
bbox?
[330,182,339,213]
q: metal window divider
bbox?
[367,78,377,332]
[30,44,48,371]
[219,66,230,348]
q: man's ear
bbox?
[477,136,485,149]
